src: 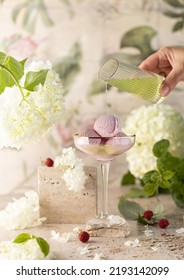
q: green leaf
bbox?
[12,2,27,22]
[153,199,165,216]
[0,52,24,94]
[157,152,180,171]
[172,21,184,32]
[118,197,144,220]
[137,213,156,225]
[150,171,161,182]
[176,161,184,179]
[125,187,147,198]
[142,170,157,185]
[171,192,184,208]
[163,12,184,18]
[163,170,175,180]
[152,139,170,158]
[121,170,136,185]
[13,233,31,244]
[24,69,49,91]
[158,178,171,189]
[163,0,184,8]
[143,183,156,196]
[120,26,156,58]
[36,237,50,257]
[20,58,28,68]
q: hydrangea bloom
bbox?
[124,239,141,247]
[54,147,87,192]
[124,104,184,178]
[0,191,46,230]
[50,228,78,243]
[0,60,65,149]
[0,239,52,260]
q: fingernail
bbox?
[160,85,170,96]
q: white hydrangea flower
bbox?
[143,229,154,236]
[151,246,160,252]
[124,239,141,247]
[93,253,106,260]
[50,229,77,243]
[54,147,87,192]
[124,104,184,178]
[175,228,184,234]
[77,245,90,255]
[0,239,51,260]
[0,191,46,230]
[0,60,65,149]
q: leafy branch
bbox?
[122,139,184,208]
[118,196,166,226]
[0,51,49,118]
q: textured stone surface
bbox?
[86,222,130,238]
[0,188,184,259]
[38,166,97,224]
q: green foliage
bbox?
[0,51,49,97]
[163,0,184,32]
[122,139,184,208]
[163,0,184,8]
[36,237,50,257]
[124,187,147,198]
[12,0,54,33]
[13,233,32,243]
[118,196,144,220]
[121,170,136,185]
[0,52,24,94]
[152,139,170,158]
[118,197,166,226]
[120,26,157,58]
[142,139,184,207]
[13,233,50,257]
[24,69,49,91]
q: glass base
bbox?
[86,214,131,237]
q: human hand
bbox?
[139,46,184,96]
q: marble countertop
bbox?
[0,185,184,260]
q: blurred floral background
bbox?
[1,0,184,195]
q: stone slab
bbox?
[38,166,97,224]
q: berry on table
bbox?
[143,210,153,220]
[158,218,169,229]
[45,158,54,167]
[78,231,90,243]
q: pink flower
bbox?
[2,34,38,60]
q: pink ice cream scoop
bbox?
[105,131,133,150]
[80,128,102,145]
[94,114,120,137]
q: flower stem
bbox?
[0,64,46,120]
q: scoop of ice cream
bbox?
[105,132,133,149]
[94,114,120,137]
[80,129,102,145]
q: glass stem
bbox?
[98,161,110,219]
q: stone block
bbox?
[38,166,97,224]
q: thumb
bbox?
[160,70,181,96]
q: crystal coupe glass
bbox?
[74,133,135,228]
